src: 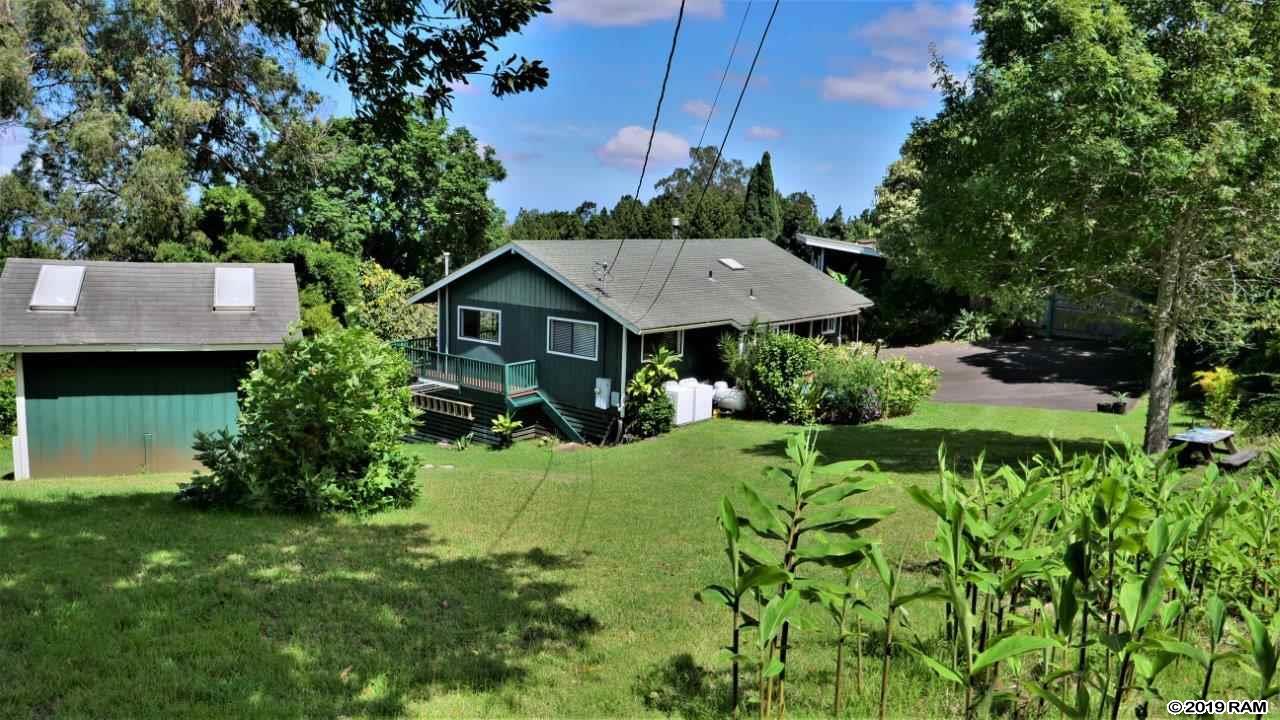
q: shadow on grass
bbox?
[0,493,598,718]
[743,423,1119,474]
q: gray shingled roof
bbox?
[0,258,300,350]
[418,238,873,332]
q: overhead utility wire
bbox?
[623,0,757,310]
[636,0,781,320]
[602,0,688,278]
[696,1,752,149]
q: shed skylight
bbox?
[214,267,255,311]
[29,265,86,311]
[718,258,746,271]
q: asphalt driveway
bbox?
[883,338,1146,412]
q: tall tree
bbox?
[780,191,821,245]
[741,151,781,241]
[0,0,547,259]
[821,206,848,240]
[653,145,750,200]
[252,111,506,282]
[911,0,1280,452]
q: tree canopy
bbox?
[906,0,1280,451]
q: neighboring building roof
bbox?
[413,238,873,333]
[799,233,883,258]
[0,258,300,351]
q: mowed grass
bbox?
[0,400,1240,718]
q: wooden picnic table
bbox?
[1170,427,1257,469]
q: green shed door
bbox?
[23,352,252,478]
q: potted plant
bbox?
[1097,391,1129,414]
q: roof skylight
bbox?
[214,267,255,311]
[29,265,86,311]
[718,258,746,271]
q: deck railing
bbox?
[392,339,537,397]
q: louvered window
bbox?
[547,317,598,360]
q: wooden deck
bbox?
[393,340,538,397]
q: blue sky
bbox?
[1,0,979,221]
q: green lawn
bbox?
[0,400,1234,718]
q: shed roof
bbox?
[0,259,300,351]
[415,238,873,333]
[798,233,883,258]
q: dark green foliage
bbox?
[740,330,822,424]
[630,394,674,439]
[182,328,420,514]
[741,151,781,242]
[878,357,939,418]
[626,347,680,439]
[0,374,15,436]
[815,349,885,425]
[1245,400,1280,438]
[814,346,937,424]
[282,0,551,134]
[821,206,848,241]
[780,191,821,249]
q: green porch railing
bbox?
[392,339,537,397]
[504,360,537,396]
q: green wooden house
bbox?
[404,238,873,444]
[0,259,299,479]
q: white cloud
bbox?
[596,126,690,169]
[681,99,713,121]
[745,125,783,141]
[859,1,974,42]
[552,0,722,27]
[823,1,975,108]
[822,69,936,108]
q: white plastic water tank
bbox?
[717,388,747,412]
[712,381,730,402]
[679,377,699,387]
[693,383,715,422]
[665,382,695,425]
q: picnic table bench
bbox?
[1170,427,1258,469]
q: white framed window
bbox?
[547,316,598,360]
[458,305,501,345]
[820,317,838,335]
[643,330,684,358]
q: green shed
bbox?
[1,259,299,479]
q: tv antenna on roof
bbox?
[592,260,611,296]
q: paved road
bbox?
[883,338,1146,412]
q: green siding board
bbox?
[24,352,252,478]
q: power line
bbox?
[696,1,752,149]
[603,0,687,278]
[636,0,781,320]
